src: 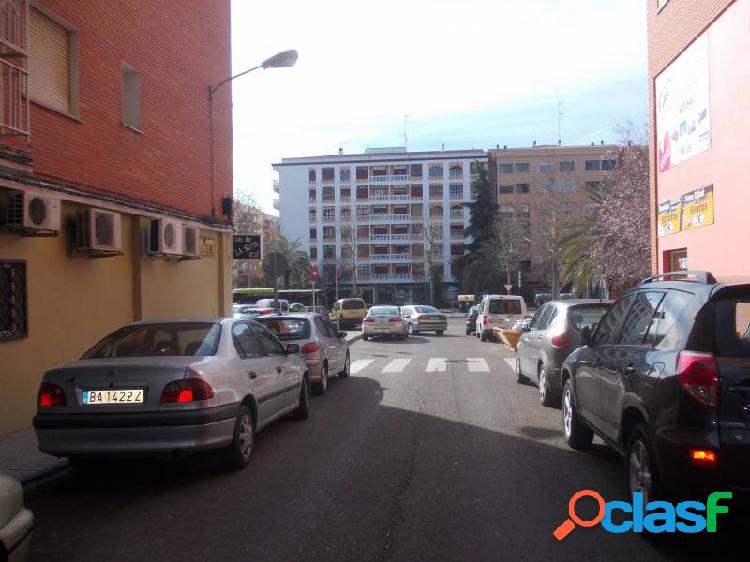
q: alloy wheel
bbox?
[539,368,547,403]
[563,389,572,438]
[628,441,652,504]
[238,413,253,461]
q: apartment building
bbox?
[0,0,233,434]
[274,148,487,304]
[648,0,748,276]
[487,144,618,295]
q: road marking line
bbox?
[425,358,447,372]
[466,358,490,372]
[350,359,374,374]
[504,358,516,371]
[383,359,411,373]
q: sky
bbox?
[230,0,649,214]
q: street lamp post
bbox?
[208,49,298,218]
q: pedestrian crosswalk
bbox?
[348,356,505,375]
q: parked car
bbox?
[560,271,750,502]
[0,473,33,562]
[465,304,480,335]
[254,298,290,312]
[34,318,309,470]
[257,313,350,394]
[509,316,532,331]
[515,300,612,406]
[400,305,447,335]
[233,306,274,320]
[362,306,407,340]
[331,298,368,329]
[476,295,527,341]
[289,302,305,312]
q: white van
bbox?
[255,298,290,312]
[476,295,527,341]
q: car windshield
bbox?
[414,306,440,314]
[342,300,365,310]
[567,305,610,331]
[257,317,311,340]
[369,307,399,316]
[82,323,222,358]
[488,299,522,314]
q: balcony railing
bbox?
[321,215,335,223]
[368,175,411,183]
[449,212,463,220]
[0,0,29,141]
[363,253,413,263]
[362,213,411,223]
[370,233,423,242]
[450,232,465,240]
[357,273,421,282]
[369,194,413,202]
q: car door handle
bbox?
[277,366,283,374]
[727,385,750,395]
[248,371,258,380]
[624,365,636,376]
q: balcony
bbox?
[368,175,411,184]
[450,232,465,240]
[362,213,411,224]
[321,215,335,224]
[370,233,424,243]
[449,212,463,220]
[363,253,413,263]
[368,194,414,203]
[357,273,421,283]
[0,0,29,141]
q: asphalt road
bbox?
[25,317,746,561]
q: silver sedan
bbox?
[34,318,310,470]
[362,306,407,340]
[400,305,447,335]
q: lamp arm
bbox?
[209,65,262,98]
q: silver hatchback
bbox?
[34,318,310,470]
[256,313,350,395]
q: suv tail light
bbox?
[38,383,66,407]
[389,317,401,323]
[551,330,572,349]
[160,378,214,403]
[300,341,321,355]
[483,315,488,327]
[676,351,720,408]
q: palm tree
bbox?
[265,236,310,289]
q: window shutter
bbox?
[28,9,70,113]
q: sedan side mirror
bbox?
[580,326,593,347]
[338,331,348,338]
[285,343,300,354]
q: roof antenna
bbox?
[404,114,409,150]
[557,101,564,145]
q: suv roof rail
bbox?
[640,271,717,285]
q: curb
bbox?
[22,461,70,494]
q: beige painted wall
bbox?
[0,204,231,434]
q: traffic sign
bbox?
[310,262,319,283]
[263,252,289,279]
[504,284,513,294]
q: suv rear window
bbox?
[489,299,522,315]
[715,297,750,358]
[342,300,366,310]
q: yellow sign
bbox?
[657,197,682,237]
[200,237,216,257]
[681,185,714,231]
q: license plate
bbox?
[83,389,143,405]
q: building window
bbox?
[449,185,463,199]
[498,184,513,194]
[323,227,335,241]
[585,181,602,192]
[309,210,316,222]
[559,181,576,192]
[517,204,530,218]
[356,206,369,218]
[585,160,601,171]
[322,206,335,220]
[539,162,554,172]
[309,247,317,259]
[559,160,575,172]
[355,166,368,180]
[516,183,530,193]
[497,163,513,174]
[323,245,335,259]
[121,63,141,129]
[340,187,351,200]
[428,165,443,178]
[560,202,575,213]
[449,165,463,179]
[0,261,27,341]
[602,159,617,171]
[371,167,387,177]
[393,166,407,177]
[450,244,464,256]
[322,167,335,182]
[538,183,552,192]
[28,7,78,116]
[308,189,316,202]
[339,167,351,182]
[356,186,368,200]
[410,164,423,178]
[429,185,443,198]
[309,169,316,182]
[514,163,530,173]
[499,204,514,215]
[322,186,334,201]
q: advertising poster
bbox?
[655,34,711,172]
[681,185,714,230]
[657,197,683,237]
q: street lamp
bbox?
[208,49,299,218]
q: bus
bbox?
[232,288,324,307]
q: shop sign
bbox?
[657,198,683,237]
[682,185,714,231]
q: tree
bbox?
[339,224,358,297]
[422,220,443,304]
[491,212,528,288]
[560,123,651,294]
[265,235,310,289]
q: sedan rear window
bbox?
[489,299,522,315]
[715,297,750,358]
[567,306,610,332]
[369,307,399,316]
[83,323,222,358]
[342,300,366,310]
[414,306,440,314]
[256,318,311,340]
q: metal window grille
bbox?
[0,261,27,341]
[0,0,30,141]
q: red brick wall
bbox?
[22,0,232,222]
[647,0,736,272]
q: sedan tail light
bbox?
[389,317,401,323]
[676,351,719,408]
[551,330,572,349]
[160,378,214,403]
[38,383,66,407]
[301,341,321,355]
[363,318,375,324]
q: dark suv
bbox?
[561,271,750,502]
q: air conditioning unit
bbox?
[4,190,61,234]
[148,217,183,257]
[75,208,122,255]
[182,225,200,259]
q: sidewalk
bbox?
[0,427,66,485]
